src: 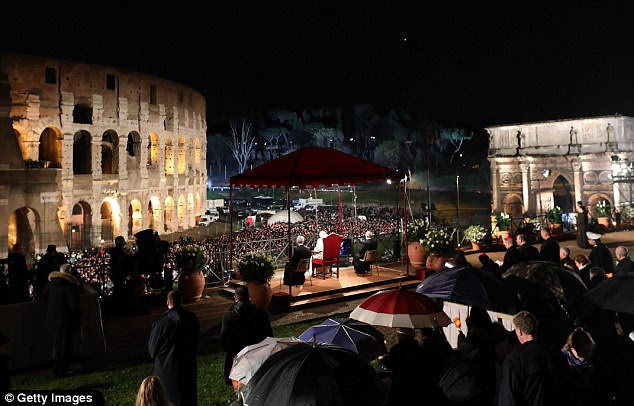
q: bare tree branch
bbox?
[230,120,255,173]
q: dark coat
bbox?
[2,252,30,302]
[108,246,131,284]
[589,242,615,274]
[539,237,560,264]
[354,238,378,273]
[501,247,523,273]
[283,245,312,286]
[498,340,556,406]
[577,208,590,248]
[220,301,272,383]
[518,244,540,262]
[148,306,199,406]
[615,256,634,275]
[42,272,81,330]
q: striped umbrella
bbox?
[350,289,451,328]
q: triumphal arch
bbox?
[0,54,207,256]
[487,115,633,219]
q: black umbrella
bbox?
[244,343,386,406]
[585,273,634,314]
[504,261,587,301]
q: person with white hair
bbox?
[353,230,378,274]
[283,235,312,286]
[312,231,329,260]
[615,245,634,275]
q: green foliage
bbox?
[420,226,454,254]
[621,206,634,221]
[175,245,208,272]
[546,206,563,224]
[374,140,401,169]
[407,218,430,242]
[495,212,512,231]
[464,225,487,243]
[237,252,275,284]
[595,200,611,217]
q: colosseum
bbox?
[0,54,207,258]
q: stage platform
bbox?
[225,262,420,310]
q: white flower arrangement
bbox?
[464,225,487,243]
[420,226,453,254]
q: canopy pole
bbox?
[403,176,409,277]
[338,185,343,232]
[229,184,233,276]
[287,186,292,258]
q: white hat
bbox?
[586,231,601,240]
[365,231,374,239]
[319,231,328,239]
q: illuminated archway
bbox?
[8,207,40,256]
[73,130,92,174]
[165,137,174,175]
[148,196,162,231]
[164,196,175,233]
[588,193,612,219]
[38,127,62,168]
[128,199,143,236]
[71,201,92,250]
[503,193,523,219]
[195,192,201,212]
[127,131,141,169]
[177,194,186,229]
[177,137,186,175]
[148,132,160,166]
[194,138,201,171]
[101,130,119,174]
[100,201,114,243]
[187,193,194,227]
[552,175,573,212]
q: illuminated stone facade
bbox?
[0,54,207,256]
[487,115,633,220]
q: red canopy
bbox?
[230,147,401,188]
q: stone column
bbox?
[92,135,102,180]
[91,204,103,246]
[490,160,499,212]
[520,163,530,214]
[118,134,128,180]
[61,135,74,180]
[139,132,149,178]
[119,196,129,240]
[572,160,582,204]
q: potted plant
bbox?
[595,200,611,227]
[175,244,208,303]
[494,212,512,240]
[237,252,275,310]
[406,218,429,268]
[464,225,487,251]
[420,226,454,255]
[546,206,563,235]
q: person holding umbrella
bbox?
[587,231,615,275]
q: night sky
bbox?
[3,2,634,128]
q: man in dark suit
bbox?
[615,246,634,275]
[587,231,615,274]
[148,290,199,406]
[283,236,312,286]
[354,231,378,274]
[42,264,82,378]
[516,233,539,262]
[501,237,522,273]
[220,286,272,386]
[539,228,560,263]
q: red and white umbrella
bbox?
[350,289,451,328]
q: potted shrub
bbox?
[175,244,208,303]
[406,218,429,268]
[595,200,611,227]
[237,252,275,310]
[420,226,454,255]
[546,206,563,235]
[495,212,512,241]
[464,225,487,251]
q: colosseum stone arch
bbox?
[0,54,207,256]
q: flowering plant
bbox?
[464,225,487,243]
[407,218,430,242]
[495,212,512,231]
[420,226,453,254]
[546,206,563,224]
[595,200,610,217]
[175,245,208,272]
[237,252,275,284]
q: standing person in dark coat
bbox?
[109,236,131,313]
[498,311,557,406]
[574,255,592,287]
[354,230,378,274]
[478,253,501,278]
[538,228,560,263]
[220,286,272,386]
[283,236,312,286]
[0,245,30,303]
[42,264,82,378]
[380,328,426,405]
[35,245,65,300]
[516,233,539,262]
[587,231,615,274]
[148,290,199,406]
[576,201,590,249]
[501,237,523,273]
[615,246,634,275]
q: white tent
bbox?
[267,210,304,225]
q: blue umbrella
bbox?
[416,266,490,308]
[298,318,386,362]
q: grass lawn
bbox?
[11,315,348,405]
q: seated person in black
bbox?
[354,231,378,274]
[284,236,312,286]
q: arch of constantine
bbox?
[487,115,633,219]
[0,54,207,256]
